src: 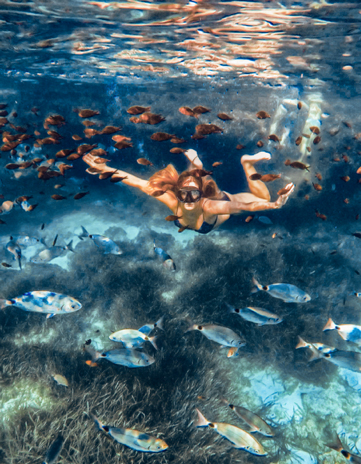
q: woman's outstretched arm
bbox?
[82,154,178,211]
[204,183,295,215]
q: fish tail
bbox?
[325,434,344,453]
[251,276,263,293]
[66,240,74,252]
[185,323,196,333]
[52,234,58,247]
[0,299,13,310]
[149,336,158,350]
[225,302,235,313]
[308,344,322,362]
[195,409,210,427]
[155,315,164,331]
[79,226,89,240]
[295,336,308,349]
[91,413,105,431]
[323,318,336,332]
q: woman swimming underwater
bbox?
[83,149,294,234]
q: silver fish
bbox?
[222,400,273,437]
[5,239,22,269]
[109,328,157,349]
[42,435,64,464]
[31,235,74,264]
[154,241,176,271]
[196,409,266,456]
[79,226,122,255]
[295,336,337,356]
[0,291,81,318]
[92,415,168,453]
[227,303,282,326]
[101,348,155,368]
[186,323,245,351]
[326,434,361,463]
[306,342,361,372]
[252,277,311,303]
[10,235,40,247]
[323,318,361,345]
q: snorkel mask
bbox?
[177,187,202,203]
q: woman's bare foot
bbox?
[184,149,203,168]
[83,154,113,175]
[241,152,272,165]
[274,182,295,208]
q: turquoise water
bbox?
[1,1,361,463]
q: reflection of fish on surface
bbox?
[186,323,245,355]
[5,239,22,269]
[195,409,266,456]
[31,234,74,263]
[41,434,64,464]
[154,241,176,271]
[226,303,282,326]
[323,318,361,345]
[0,291,82,318]
[221,400,274,437]
[252,277,311,303]
[91,414,168,453]
[78,226,122,255]
[295,336,337,356]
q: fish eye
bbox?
[235,308,240,313]
[198,325,203,330]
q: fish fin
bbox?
[148,335,158,350]
[0,299,13,310]
[296,336,308,349]
[195,409,209,427]
[185,323,196,333]
[46,313,56,319]
[225,302,235,313]
[66,240,74,252]
[40,237,47,247]
[79,226,89,239]
[308,344,322,362]
[52,234,58,247]
[138,325,150,335]
[323,318,336,331]
[91,413,105,431]
[251,276,262,293]
[325,434,344,452]
[154,315,164,330]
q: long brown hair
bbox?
[147,164,219,199]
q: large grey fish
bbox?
[31,235,74,264]
[326,434,361,463]
[109,328,158,349]
[222,400,273,437]
[79,226,122,255]
[5,239,22,269]
[154,241,176,271]
[0,291,81,318]
[42,435,64,464]
[252,277,311,303]
[92,415,168,453]
[295,336,337,356]
[306,342,361,372]
[227,303,282,326]
[186,323,245,352]
[100,348,155,368]
[196,409,266,456]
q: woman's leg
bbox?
[239,151,272,201]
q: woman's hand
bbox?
[274,183,295,209]
[83,153,114,175]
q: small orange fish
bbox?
[342,155,349,163]
[193,106,210,115]
[5,163,20,169]
[178,225,188,233]
[84,128,100,138]
[313,183,322,191]
[196,124,222,135]
[94,157,110,164]
[56,149,73,158]
[315,173,322,181]
[99,170,118,180]
[341,176,350,182]
[309,126,320,134]
[313,135,321,145]
[58,163,73,176]
[165,215,182,221]
[256,141,264,147]
[34,130,41,136]
[212,161,223,167]
[298,102,302,109]
[74,192,90,200]
[284,159,310,171]
[82,120,96,127]
[127,106,150,115]
[44,114,65,127]
[78,109,99,118]
[51,194,66,200]
[315,210,327,220]
[101,126,121,135]
[277,185,294,196]
[256,110,270,119]
[258,174,281,182]
[54,184,64,189]
[236,144,245,150]
[343,121,352,128]
[138,112,165,125]
[245,215,254,223]
[112,135,131,143]
[217,113,233,121]
[89,148,107,157]
[67,153,81,161]
[150,132,175,142]
[110,175,128,183]
[227,347,238,358]
[179,107,196,118]
[170,148,186,154]
[170,137,186,144]
[191,134,205,140]
[137,158,153,166]
[344,198,349,204]
[77,144,97,155]
[114,141,133,150]
[268,134,279,142]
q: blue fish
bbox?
[154,241,176,271]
